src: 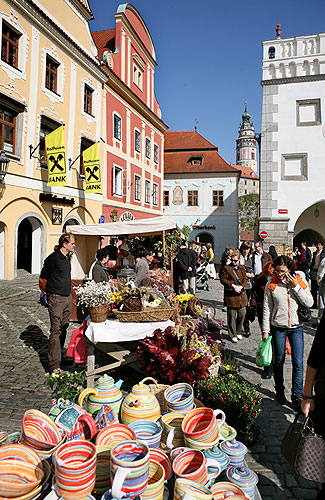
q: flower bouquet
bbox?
[46,369,86,403]
[75,281,111,322]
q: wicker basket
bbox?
[113,307,177,323]
[88,304,108,323]
[147,379,204,415]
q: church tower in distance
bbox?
[236,102,258,173]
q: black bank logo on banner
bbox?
[48,152,66,184]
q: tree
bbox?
[238,193,259,231]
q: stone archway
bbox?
[16,214,45,275]
[0,223,5,279]
[62,216,81,233]
[293,200,325,247]
[196,232,214,246]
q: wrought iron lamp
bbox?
[0,150,9,183]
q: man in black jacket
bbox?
[39,233,75,372]
[176,241,196,294]
[299,241,312,281]
[310,241,325,308]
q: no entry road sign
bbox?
[260,231,268,239]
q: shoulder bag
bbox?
[281,411,325,483]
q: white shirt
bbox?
[254,253,263,276]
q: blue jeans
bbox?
[271,325,304,400]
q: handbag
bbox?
[281,411,325,482]
[298,303,311,322]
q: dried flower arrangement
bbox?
[75,281,111,308]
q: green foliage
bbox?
[46,369,86,403]
[195,373,262,432]
[238,193,259,231]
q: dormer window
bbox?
[190,157,202,166]
[133,64,143,90]
[268,46,275,59]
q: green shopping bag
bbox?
[256,336,273,367]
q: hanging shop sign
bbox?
[84,142,102,193]
[120,211,135,222]
[193,225,216,230]
[45,125,67,187]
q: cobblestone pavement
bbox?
[0,270,320,499]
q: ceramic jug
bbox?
[120,377,161,424]
[48,398,88,433]
[78,374,123,415]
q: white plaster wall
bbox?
[272,79,325,231]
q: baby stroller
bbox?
[196,260,211,291]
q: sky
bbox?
[89,0,325,165]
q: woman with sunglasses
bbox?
[262,255,313,410]
[220,248,248,343]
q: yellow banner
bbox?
[45,125,67,186]
[84,142,102,193]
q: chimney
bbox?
[276,24,281,39]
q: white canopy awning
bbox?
[66,215,177,237]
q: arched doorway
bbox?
[0,223,5,279]
[196,232,214,246]
[63,217,80,233]
[16,216,44,274]
[293,201,325,247]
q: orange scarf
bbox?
[268,273,307,291]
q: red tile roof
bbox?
[232,164,259,179]
[165,131,217,151]
[92,30,116,60]
[164,150,238,174]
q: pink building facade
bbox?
[92,4,167,223]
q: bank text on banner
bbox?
[84,142,102,193]
[45,125,67,187]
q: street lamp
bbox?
[0,150,10,183]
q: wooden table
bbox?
[85,318,175,387]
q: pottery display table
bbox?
[85,318,175,387]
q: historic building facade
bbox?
[163,131,240,263]
[259,26,325,246]
[92,4,167,224]
[235,103,258,174]
[232,165,259,196]
[0,0,107,279]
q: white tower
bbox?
[236,103,258,173]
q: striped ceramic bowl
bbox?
[128,420,162,449]
[96,423,136,448]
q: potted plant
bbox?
[46,369,86,403]
[195,373,262,445]
[75,281,111,322]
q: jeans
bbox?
[47,293,72,372]
[272,325,304,400]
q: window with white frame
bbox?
[135,129,141,153]
[153,183,158,205]
[212,190,224,207]
[84,84,93,115]
[146,138,151,159]
[145,180,150,203]
[114,114,121,141]
[133,64,143,90]
[113,165,123,195]
[134,175,141,201]
[0,93,25,157]
[154,144,159,164]
[1,20,21,68]
[45,55,59,94]
[163,190,169,206]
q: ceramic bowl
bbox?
[0,444,42,466]
[96,423,136,448]
[149,448,172,481]
[22,409,62,451]
[0,459,44,497]
[0,459,50,500]
[219,422,237,442]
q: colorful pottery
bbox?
[78,374,123,415]
[141,461,165,500]
[22,409,62,451]
[23,436,66,461]
[1,431,20,445]
[66,413,98,441]
[48,398,88,433]
[101,491,141,500]
[182,407,225,450]
[209,481,247,499]
[149,448,173,481]
[128,419,162,449]
[0,459,44,498]
[173,478,213,500]
[204,445,230,473]
[0,433,7,444]
[94,445,111,495]
[219,423,237,442]
[94,404,119,430]
[172,449,221,485]
[219,439,248,468]
[0,459,51,500]
[164,383,194,414]
[96,423,136,448]
[54,440,97,500]
[0,444,42,466]
[226,466,258,500]
[110,440,150,499]
[121,377,161,424]
[170,447,192,462]
[161,412,185,449]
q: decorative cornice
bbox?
[261,74,325,86]
[115,13,157,67]
[11,0,107,82]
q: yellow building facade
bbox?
[0,0,107,279]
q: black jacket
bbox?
[40,249,71,296]
[176,247,196,279]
